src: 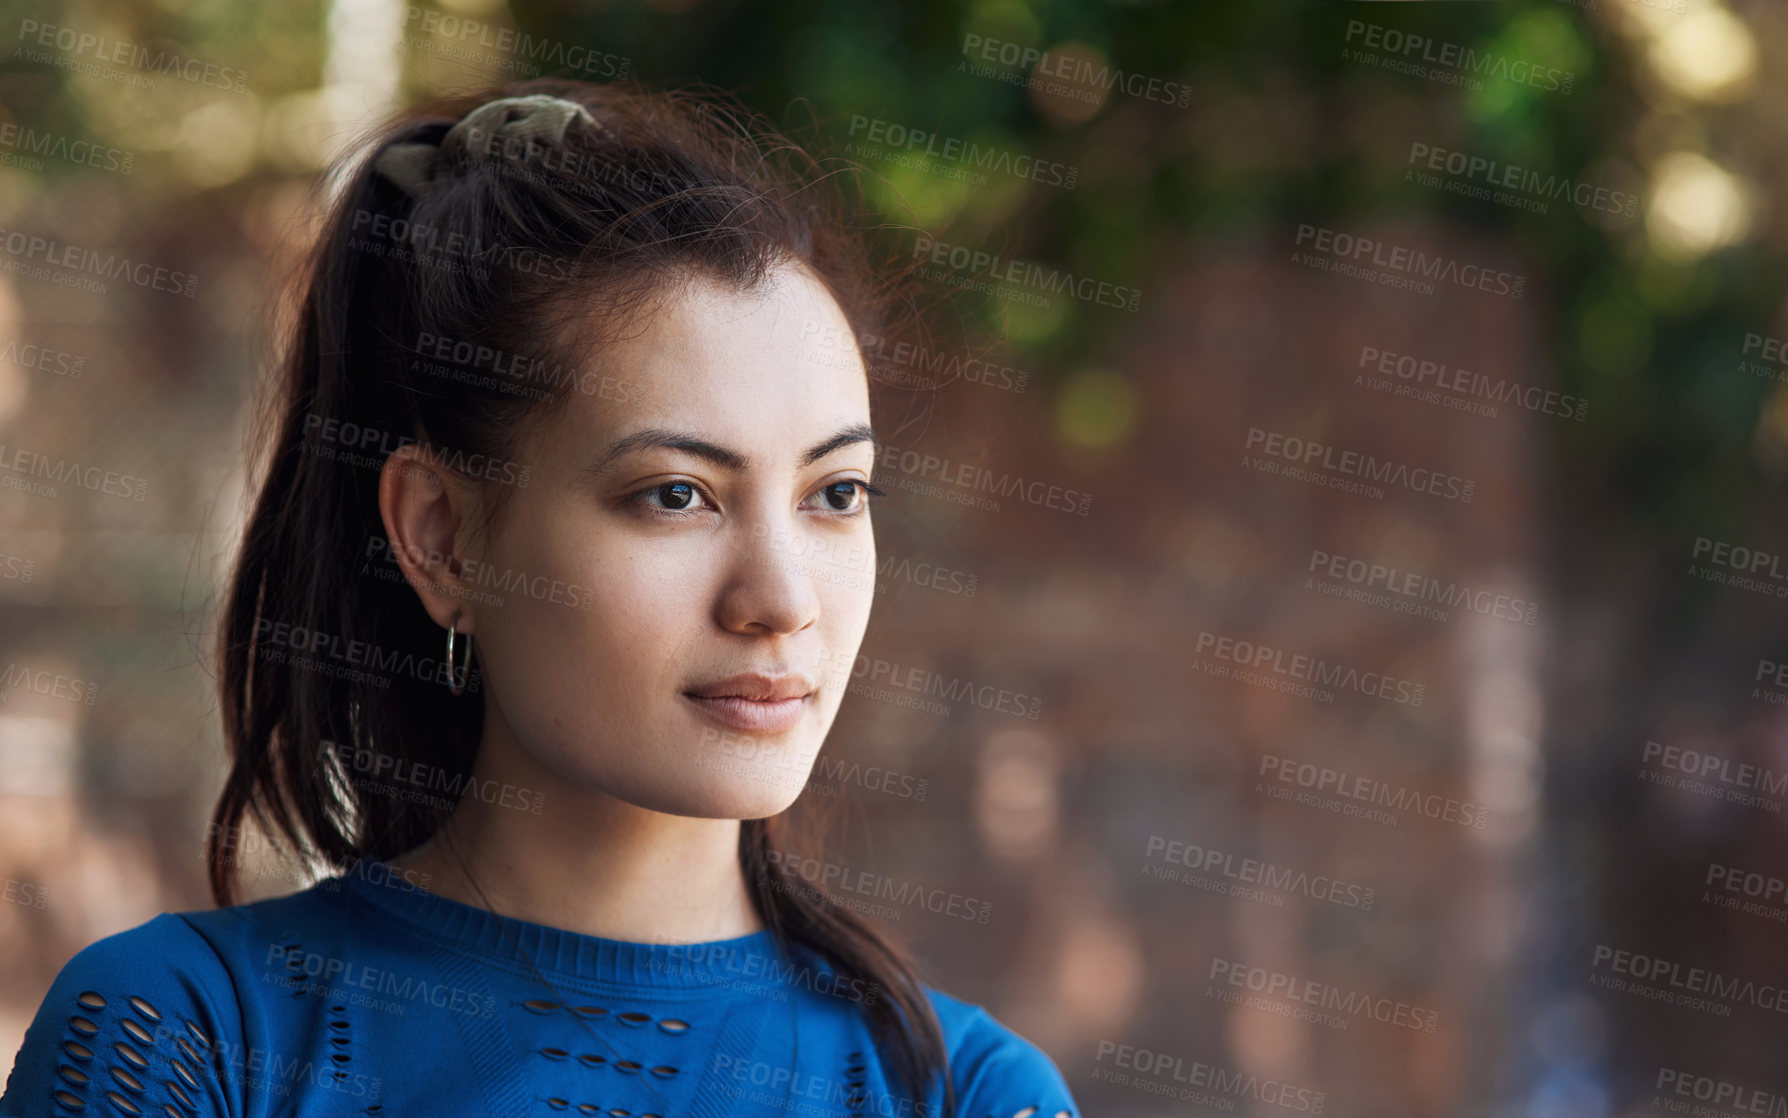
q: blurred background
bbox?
[3,0,1786,1114]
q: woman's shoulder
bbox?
[21,909,241,1019]
[0,911,242,1117]
[923,986,1080,1118]
[52,876,357,979]
[0,882,351,1117]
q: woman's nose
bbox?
[714,520,824,635]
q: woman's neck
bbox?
[387,719,764,945]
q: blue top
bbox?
[0,860,1077,1118]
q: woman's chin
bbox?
[512,731,817,820]
[681,781,805,821]
[590,775,805,821]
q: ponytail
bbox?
[742,815,956,1114]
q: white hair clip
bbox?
[373,93,600,197]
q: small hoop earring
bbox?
[445,617,474,696]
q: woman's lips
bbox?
[682,692,810,733]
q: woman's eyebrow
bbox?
[799,422,881,468]
[584,423,880,478]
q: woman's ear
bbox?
[377,443,479,634]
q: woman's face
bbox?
[389,264,878,819]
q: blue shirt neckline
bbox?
[332,856,791,990]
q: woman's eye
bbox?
[804,480,884,514]
[630,479,882,518]
[633,481,710,514]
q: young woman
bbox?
[0,81,1078,1118]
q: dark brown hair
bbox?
[209,76,952,1111]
